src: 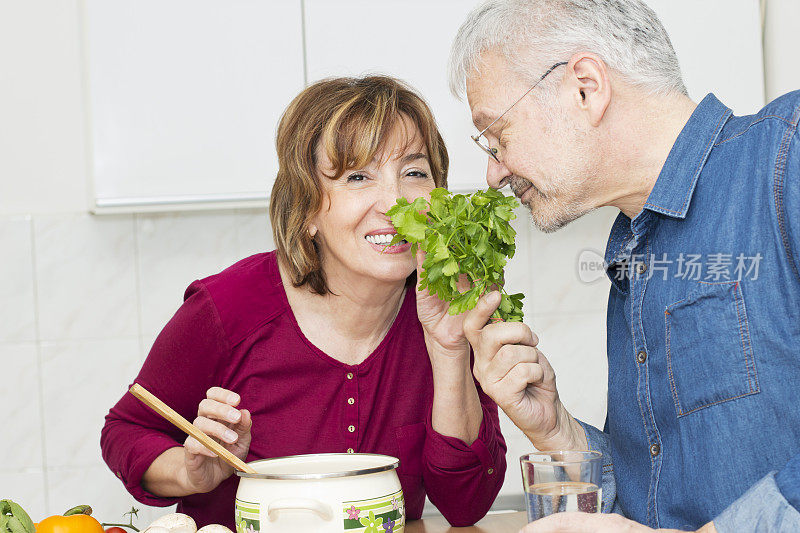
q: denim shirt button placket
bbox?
[630,237,663,526]
[650,443,661,457]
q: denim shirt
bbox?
[578,92,800,531]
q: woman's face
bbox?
[310,118,436,290]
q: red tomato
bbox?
[105,527,127,533]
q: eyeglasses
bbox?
[471,61,568,163]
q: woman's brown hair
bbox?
[269,76,449,295]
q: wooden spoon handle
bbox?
[129,383,257,474]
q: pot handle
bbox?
[267,499,333,521]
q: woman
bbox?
[101,76,506,529]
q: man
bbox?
[449,1,800,532]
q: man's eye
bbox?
[347,173,366,182]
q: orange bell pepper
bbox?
[35,507,104,533]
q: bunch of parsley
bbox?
[387,187,524,322]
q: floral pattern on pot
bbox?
[235,499,260,533]
[342,489,404,532]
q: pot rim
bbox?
[235,453,400,480]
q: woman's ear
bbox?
[307,224,317,238]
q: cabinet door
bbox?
[304,0,490,192]
[85,0,305,211]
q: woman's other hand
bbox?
[415,248,484,444]
[181,387,252,493]
[414,248,471,359]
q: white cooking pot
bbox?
[235,453,404,533]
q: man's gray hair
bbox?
[449,0,687,99]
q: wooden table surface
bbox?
[404,511,528,532]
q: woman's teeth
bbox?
[365,234,406,245]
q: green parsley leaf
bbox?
[389,187,525,322]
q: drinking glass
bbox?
[520,450,603,522]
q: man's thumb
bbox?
[464,290,502,338]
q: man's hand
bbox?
[464,291,586,451]
[520,513,718,533]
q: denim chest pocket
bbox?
[665,281,759,417]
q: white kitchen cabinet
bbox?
[83,0,305,211]
[83,0,763,212]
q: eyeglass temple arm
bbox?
[477,61,569,137]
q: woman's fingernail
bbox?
[225,430,238,443]
[228,410,241,422]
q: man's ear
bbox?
[566,52,612,127]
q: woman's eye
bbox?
[346,173,366,183]
[406,170,430,178]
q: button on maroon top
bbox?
[101,252,506,528]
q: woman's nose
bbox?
[378,181,403,213]
[486,156,513,190]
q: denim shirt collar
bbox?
[603,94,733,289]
[642,93,732,219]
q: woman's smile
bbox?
[364,228,411,254]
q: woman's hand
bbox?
[414,249,484,443]
[519,513,718,533]
[181,387,252,494]
[414,249,471,359]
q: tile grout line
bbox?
[28,215,50,513]
[133,215,145,360]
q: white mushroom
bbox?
[142,526,171,533]
[145,514,197,533]
[197,526,234,533]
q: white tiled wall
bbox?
[0,207,612,520]
[0,209,274,525]
[492,207,614,508]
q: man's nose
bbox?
[486,157,512,190]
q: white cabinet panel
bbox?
[83,0,764,210]
[304,0,490,192]
[84,0,305,210]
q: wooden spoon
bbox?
[129,383,257,474]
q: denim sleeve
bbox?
[713,470,800,532]
[575,419,617,514]
[779,110,800,280]
[775,453,800,513]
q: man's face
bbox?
[466,51,597,232]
